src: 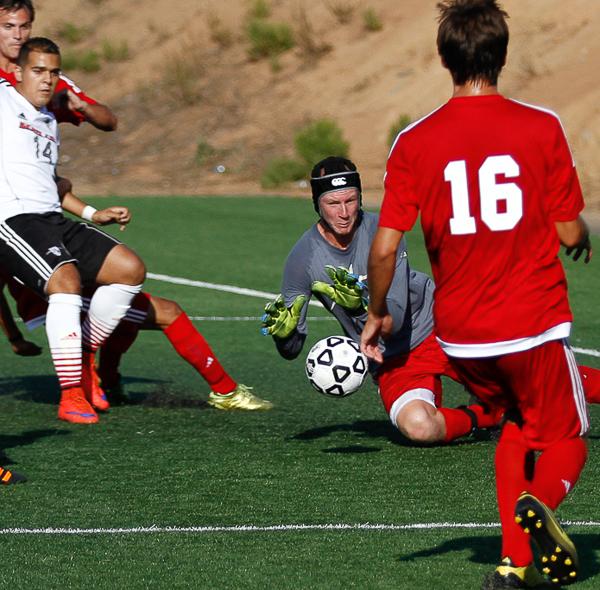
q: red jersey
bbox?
[380,95,584,354]
[0,69,97,125]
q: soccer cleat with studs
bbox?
[82,353,110,412]
[58,387,99,424]
[481,557,551,589]
[514,492,578,586]
[207,384,273,411]
[0,466,26,485]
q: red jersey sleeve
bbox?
[379,136,420,231]
[545,119,584,222]
[49,75,98,125]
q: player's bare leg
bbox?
[395,399,500,444]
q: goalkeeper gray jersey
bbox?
[278,211,434,364]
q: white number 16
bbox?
[445,155,522,235]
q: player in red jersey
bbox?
[0,0,116,130]
[362,1,592,588]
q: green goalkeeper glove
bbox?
[261,294,307,338]
[311,265,368,312]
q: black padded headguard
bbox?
[310,156,362,214]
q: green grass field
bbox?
[1,196,598,589]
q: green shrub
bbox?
[248,0,271,19]
[102,39,130,62]
[56,22,87,44]
[61,49,101,73]
[388,114,412,146]
[194,138,217,166]
[261,157,308,188]
[247,19,295,60]
[294,119,349,166]
[363,8,383,32]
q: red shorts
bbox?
[448,339,589,450]
[377,332,461,421]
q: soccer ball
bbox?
[305,336,368,397]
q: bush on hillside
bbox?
[261,158,308,188]
[294,119,350,166]
[247,19,295,60]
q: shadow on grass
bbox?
[292,419,493,450]
[398,532,600,582]
[0,428,70,467]
[0,375,211,410]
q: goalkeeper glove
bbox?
[261,294,306,338]
[311,265,368,312]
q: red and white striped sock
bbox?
[46,293,82,389]
[82,283,143,352]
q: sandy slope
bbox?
[34,0,599,213]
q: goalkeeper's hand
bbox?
[260,294,307,338]
[311,265,367,312]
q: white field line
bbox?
[188,316,335,321]
[148,272,600,358]
[147,272,322,307]
[1,521,599,536]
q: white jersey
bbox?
[0,78,61,223]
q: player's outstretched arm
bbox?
[556,216,592,264]
[261,294,306,339]
[67,90,118,132]
[311,265,367,313]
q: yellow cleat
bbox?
[482,557,551,588]
[514,492,579,586]
[207,384,273,411]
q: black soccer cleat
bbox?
[481,557,551,589]
[0,466,26,485]
[514,492,578,586]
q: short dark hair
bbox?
[0,0,35,21]
[17,37,60,67]
[437,0,508,86]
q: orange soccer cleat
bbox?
[82,352,110,412]
[58,387,99,424]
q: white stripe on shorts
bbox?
[562,339,589,435]
[0,222,54,280]
[388,388,436,429]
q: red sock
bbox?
[529,437,587,510]
[580,365,600,404]
[496,422,534,566]
[98,320,141,386]
[163,312,236,394]
[437,407,473,442]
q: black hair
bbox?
[437,0,508,86]
[16,36,60,67]
[0,0,34,22]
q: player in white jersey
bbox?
[0,37,145,426]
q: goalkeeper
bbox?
[263,158,599,444]
[260,156,505,445]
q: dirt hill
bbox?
[34,0,600,214]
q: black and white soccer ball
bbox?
[305,336,368,397]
